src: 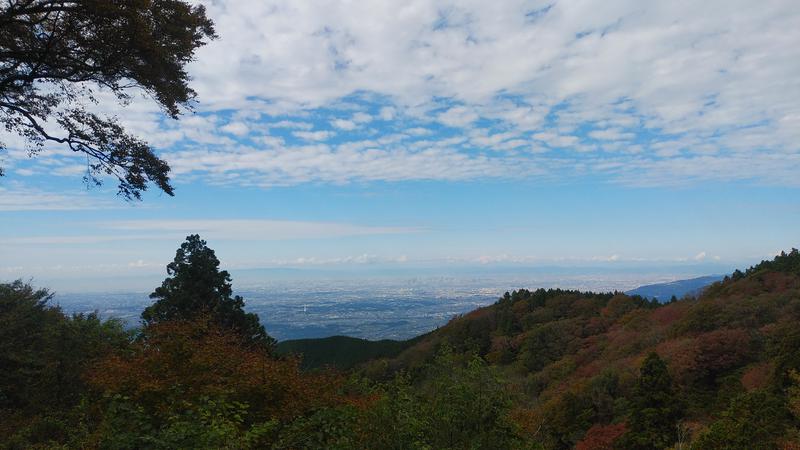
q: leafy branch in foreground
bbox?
[0,0,216,199]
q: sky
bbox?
[1,0,799,291]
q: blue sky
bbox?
[1,0,799,289]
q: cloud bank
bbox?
[3,0,799,188]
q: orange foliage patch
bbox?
[575,423,627,450]
[509,301,526,318]
[741,361,775,392]
[574,359,604,379]
[657,337,695,363]
[489,335,512,353]
[660,329,752,384]
[584,316,610,336]
[601,294,637,319]
[86,318,351,421]
[649,302,689,328]
[602,325,644,360]
[762,272,800,293]
[509,407,545,440]
[464,306,492,320]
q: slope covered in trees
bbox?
[359,248,800,448]
[276,334,425,370]
[1,245,800,449]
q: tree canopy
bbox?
[142,234,274,349]
[0,0,216,198]
[620,352,683,449]
[0,280,128,416]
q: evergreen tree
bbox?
[621,352,682,449]
[693,390,790,449]
[142,234,274,349]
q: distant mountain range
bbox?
[625,274,724,301]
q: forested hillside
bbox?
[276,335,424,370]
[359,248,800,448]
[2,243,799,449]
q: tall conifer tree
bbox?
[142,234,274,349]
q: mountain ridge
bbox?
[625,275,724,301]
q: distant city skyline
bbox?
[2,0,799,290]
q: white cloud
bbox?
[352,112,373,123]
[128,259,160,268]
[257,134,285,147]
[220,121,250,136]
[532,132,581,149]
[445,253,666,265]
[292,130,335,141]
[474,254,536,265]
[606,254,621,262]
[588,128,635,141]
[469,130,518,147]
[164,142,527,186]
[331,119,357,130]
[9,0,800,187]
[437,106,479,128]
[0,235,147,245]
[378,106,396,120]
[1,219,424,246]
[102,219,422,241]
[0,185,113,211]
[269,120,313,130]
[268,253,409,266]
[406,127,432,136]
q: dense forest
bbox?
[276,335,425,371]
[2,237,800,449]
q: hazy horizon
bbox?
[18,256,744,294]
[2,1,798,288]
[47,267,725,341]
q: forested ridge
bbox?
[360,248,800,448]
[276,335,426,371]
[2,241,800,449]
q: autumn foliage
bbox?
[575,423,627,450]
[86,317,348,422]
[363,249,800,448]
